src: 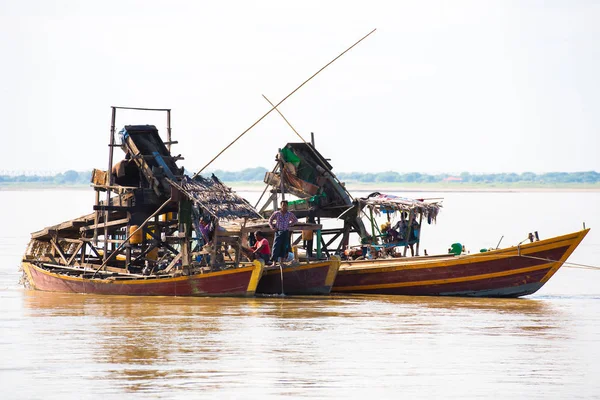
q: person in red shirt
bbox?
[243,231,271,264]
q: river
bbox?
[1,189,598,399]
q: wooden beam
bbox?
[88,244,102,259]
[324,231,342,248]
[67,242,84,265]
[93,205,134,212]
[144,229,179,255]
[82,218,130,231]
[49,239,68,265]
[164,252,182,273]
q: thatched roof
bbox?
[175,175,262,220]
[358,192,442,220]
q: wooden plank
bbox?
[80,237,126,244]
[164,252,182,273]
[31,228,55,239]
[93,205,134,212]
[82,217,130,231]
[42,263,146,277]
[57,220,88,230]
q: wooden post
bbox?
[80,242,86,265]
[316,229,322,259]
[403,211,415,257]
[104,107,117,262]
[93,189,100,246]
[167,109,172,153]
[415,212,423,256]
[125,211,131,271]
[210,220,219,267]
[272,192,278,213]
[181,223,190,268]
[235,218,248,267]
[341,221,351,253]
[278,149,285,202]
[369,206,376,242]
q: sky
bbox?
[1,0,599,175]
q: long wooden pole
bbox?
[104,107,117,261]
[261,94,354,201]
[191,28,376,179]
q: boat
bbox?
[256,140,590,298]
[332,229,589,297]
[256,257,340,295]
[20,107,338,297]
[21,260,263,297]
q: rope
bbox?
[518,254,600,271]
[279,263,285,296]
[191,28,376,179]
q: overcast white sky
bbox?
[1,0,598,175]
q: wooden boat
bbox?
[255,257,340,295]
[332,229,589,297]
[21,260,263,297]
[256,141,590,298]
[20,107,268,297]
[20,107,341,297]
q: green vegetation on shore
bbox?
[2,169,599,189]
[336,171,600,185]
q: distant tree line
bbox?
[336,171,600,184]
[208,167,269,182]
[0,170,92,184]
[1,169,599,185]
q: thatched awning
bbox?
[174,175,262,220]
[358,192,442,221]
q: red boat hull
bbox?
[22,262,263,297]
[333,230,589,298]
[256,258,340,295]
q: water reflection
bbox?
[21,290,577,397]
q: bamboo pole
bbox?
[191,28,376,179]
[167,109,172,152]
[279,151,285,201]
[415,212,423,256]
[403,212,415,257]
[261,94,355,202]
[104,107,117,261]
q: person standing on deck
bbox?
[269,200,298,264]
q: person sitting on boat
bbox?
[410,216,420,241]
[269,200,298,264]
[242,231,271,264]
[199,216,213,245]
[393,213,408,241]
[381,221,399,243]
